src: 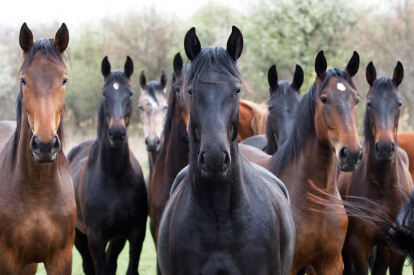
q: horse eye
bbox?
[367,102,372,108]
[355,97,360,105]
[268,106,274,112]
[320,96,328,104]
[162,105,168,111]
[398,102,402,108]
[234,89,241,96]
[62,79,68,86]
[138,105,144,111]
[187,89,193,96]
[21,79,27,86]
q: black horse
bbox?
[68,56,148,275]
[158,26,295,275]
[241,64,303,154]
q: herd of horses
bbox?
[2,22,414,275]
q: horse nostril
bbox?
[391,142,395,153]
[145,137,150,146]
[30,135,39,151]
[339,147,350,160]
[155,138,160,146]
[357,148,363,161]
[52,135,61,152]
[375,143,380,153]
[199,152,206,166]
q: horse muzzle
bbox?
[375,141,395,162]
[145,137,160,152]
[108,126,127,147]
[198,145,230,177]
[30,135,60,163]
[338,146,363,172]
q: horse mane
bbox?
[11,39,65,162]
[240,99,268,135]
[363,77,397,145]
[145,81,165,103]
[103,71,130,87]
[272,67,356,175]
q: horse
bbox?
[68,56,147,275]
[149,52,190,246]
[137,70,168,178]
[339,61,412,274]
[237,99,268,141]
[0,23,76,274]
[158,26,295,275]
[241,64,303,154]
[241,50,363,274]
[397,132,414,181]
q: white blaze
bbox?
[337,83,346,91]
[113,82,119,90]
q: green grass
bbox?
[36,224,157,274]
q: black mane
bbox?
[363,76,396,145]
[103,71,130,87]
[145,81,164,103]
[272,67,355,174]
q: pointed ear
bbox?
[160,71,167,90]
[184,27,201,61]
[345,51,359,77]
[315,50,327,79]
[173,52,183,75]
[393,61,404,87]
[292,64,304,91]
[365,61,376,87]
[124,56,134,78]
[19,22,33,52]
[268,65,278,93]
[226,26,243,61]
[139,71,147,89]
[54,23,69,53]
[101,56,111,78]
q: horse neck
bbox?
[12,113,64,188]
[189,140,242,214]
[365,136,399,186]
[96,123,131,175]
[278,135,338,192]
[265,121,277,154]
[148,150,158,176]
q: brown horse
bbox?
[149,52,189,246]
[241,50,362,274]
[237,99,268,141]
[0,23,75,274]
[397,132,414,180]
[339,61,412,274]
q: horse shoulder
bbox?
[239,143,272,170]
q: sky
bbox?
[0,0,249,28]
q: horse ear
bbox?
[160,71,167,90]
[19,23,33,52]
[292,64,304,91]
[365,61,376,87]
[54,23,69,53]
[124,56,134,78]
[345,51,360,77]
[315,50,327,79]
[184,27,201,61]
[268,65,278,93]
[393,61,404,87]
[101,56,111,78]
[226,26,244,61]
[173,52,183,75]
[139,71,147,89]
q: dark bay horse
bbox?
[241,50,363,274]
[149,52,189,245]
[241,64,303,154]
[0,23,76,274]
[138,70,168,178]
[339,61,412,274]
[68,56,147,274]
[158,26,295,275]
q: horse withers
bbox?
[0,23,75,274]
[158,26,295,275]
[68,56,147,274]
[339,61,412,274]
[241,63,303,154]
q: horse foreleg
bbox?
[126,225,147,275]
[43,244,72,275]
[74,228,94,275]
[18,263,37,275]
[310,252,343,275]
[88,232,108,275]
[105,237,127,274]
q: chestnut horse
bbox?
[237,99,268,141]
[138,71,168,179]
[339,61,412,274]
[241,64,303,154]
[158,26,295,275]
[149,52,189,247]
[68,57,147,274]
[397,132,414,180]
[0,23,76,274]
[241,50,363,274]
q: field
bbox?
[34,130,413,274]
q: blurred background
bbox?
[1,0,413,273]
